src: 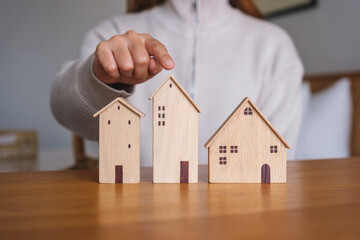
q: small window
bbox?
[128,120,131,125]
[117,106,120,110]
[169,83,172,88]
[128,144,131,149]
[219,157,227,165]
[230,146,238,153]
[162,121,165,126]
[162,106,165,111]
[219,146,227,153]
[162,114,165,118]
[158,106,161,111]
[270,145,278,153]
[158,121,161,126]
[108,120,111,125]
[244,107,253,115]
[158,114,161,118]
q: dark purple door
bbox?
[115,165,123,183]
[261,164,270,183]
[180,161,189,183]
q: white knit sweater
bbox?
[51,0,304,165]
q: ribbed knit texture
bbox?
[51,0,304,165]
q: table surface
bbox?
[1,158,360,240]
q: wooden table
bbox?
[1,158,360,240]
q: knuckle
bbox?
[110,35,123,43]
[104,65,117,74]
[135,55,149,66]
[125,30,138,38]
[96,41,108,53]
[120,62,134,72]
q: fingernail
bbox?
[165,59,174,68]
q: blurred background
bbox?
[0,0,359,172]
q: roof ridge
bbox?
[93,97,145,118]
[149,74,201,113]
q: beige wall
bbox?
[269,0,360,73]
[0,0,127,170]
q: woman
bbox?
[51,0,303,165]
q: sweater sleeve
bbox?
[258,29,304,160]
[51,20,134,141]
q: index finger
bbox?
[145,38,175,70]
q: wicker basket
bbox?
[0,129,38,172]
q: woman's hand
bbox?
[93,30,175,85]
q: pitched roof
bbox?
[149,74,201,113]
[204,97,290,149]
[93,97,145,118]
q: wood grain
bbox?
[206,98,287,183]
[150,75,200,183]
[1,158,360,240]
[95,98,144,183]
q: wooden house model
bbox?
[149,74,201,183]
[204,97,289,183]
[93,97,145,184]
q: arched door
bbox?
[261,164,270,183]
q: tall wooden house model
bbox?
[149,75,201,183]
[205,97,289,183]
[94,97,145,184]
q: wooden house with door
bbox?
[204,97,289,183]
[149,74,201,183]
[93,97,145,184]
